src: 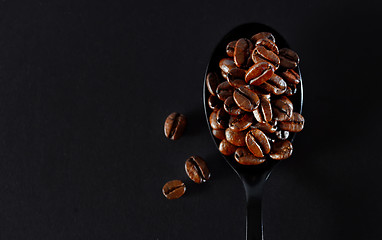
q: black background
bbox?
[0,0,381,239]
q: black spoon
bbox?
[203,23,303,240]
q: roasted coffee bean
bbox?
[206,72,220,96]
[208,95,222,110]
[234,38,253,68]
[162,180,186,200]
[212,129,226,140]
[245,129,271,158]
[227,68,246,83]
[251,122,277,134]
[216,81,234,101]
[250,32,275,43]
[224,96,244,116]
[185,156,210,184]
[228,79,246,88]
[221,70,228,80]
[235,148,266,165]
[219,139,237,156]
[269,140,293,160]
[229,113,253,132]
[164,112,187,140]
[219,58,236,75]
[279,48,300,69]
[279,112,305,132]
[225,128,247,147]
[284,83,297,96]
[252,45,280,69]
[226,41,236,57]
[258,74,287,95]
[272,96,293,121]
[245,62,275,86]
[216,108,230,129]
[253,93,272,123]
[255,38,279,54]
[233,85,260,112]
[276,130,289,140]
[280,68,300,85]
[209,110,223,130]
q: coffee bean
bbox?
[255,38,279,55]
[226,41,236,57]
[212,129,226,140]
[219,139,237,156]
[206,72,221,96]
[221,70,228,80]
[185,156,211,184]
[284,83,297,96]
[224,96,245,116]
[280,68,300,85]
[209,110,223,130]
[269,140,293,160]
[251,122,277,134]
[253,93,272,123]
[227,68,246,86]
[235,147,266,165]
[233,85,260,112]
[228,79,246,88]
[216,81,234,101]
[162,180,186,200]
[164,112,187,140]
[229,113,253,132]
[252,45,280,69]
[216,108,230,129]
[279,48,300,69]
[234,38,253,68]
[225,128,247,147]
[208,95,222,110]
[258,74,287,95]
[276,130,289,140]
[219,58,236,75]
[279,112,305,132]
[245,129,271,158]
[245,62,275,86]
[272,96,293,121]
[250,32,275,44]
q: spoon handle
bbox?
[246,193,263,240]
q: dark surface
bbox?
[0,0,381,239]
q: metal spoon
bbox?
[203,23,303,240]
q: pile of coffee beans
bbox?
[206,32,305,165]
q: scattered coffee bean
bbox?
[162,180,186,200]
[269,140,293,160]
[219,139,237,156]
[185,156,211,184]
[245,129,271,158]
[235,147,266,165]
[164,112,187,140]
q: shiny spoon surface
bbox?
[203,23,303,240]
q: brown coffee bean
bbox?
[253,93,272,123]
[212,129,226,140]
[164,112,187,140]
[258,74,287,95]
[225,128,247,147]
[245,62,275,86]
[226,41,236,57]
[245,129,271,158]
[206,72,221,96]
[227,68,246,85]
[251,122,277,134]
[185,156,210,184]
[269,140,293,160]
[224,96,245,116]
[280,68,300,85]
[252,45,280,69]
[219,139,237,156]
[208,95,222,110]
[235,147,266,165]
[279,112,305,132]
[228,79,246,88]
[162,180,186,200]
[229,113,253,132]
[219,58,236,75]
[234,38,253,68]
[233,85,260,112]
[216,81,234,101]
[255,38,279,55]
[250,32,275,44]
[216,108,230,129]
[272,96,293,121]
[284,83,297,96]
[209,110,223,130]
[276,130,289,140]
[279,48,300,69]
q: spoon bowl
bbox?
[203,23,303,240]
